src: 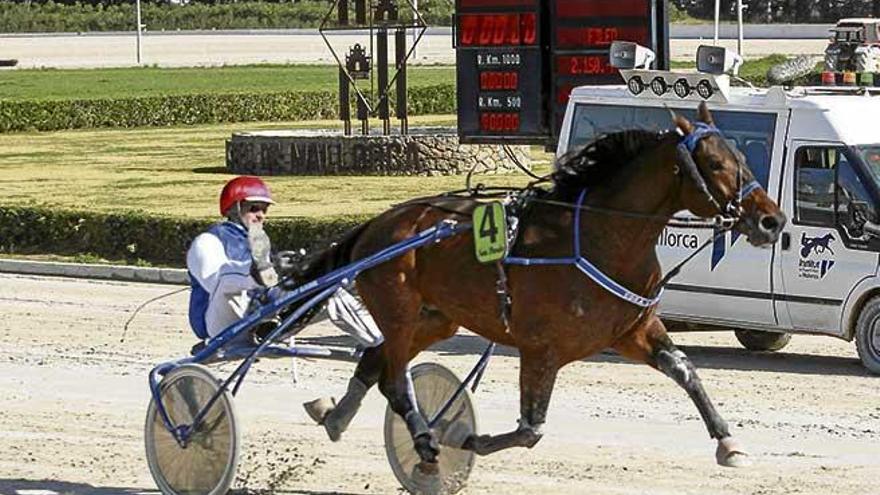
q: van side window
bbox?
[794,146,873,228]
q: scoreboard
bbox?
[455,0,669,145]
[456,0,545,143]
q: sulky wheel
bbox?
[384,362,477,495]
[145,364,240,495]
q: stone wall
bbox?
[225,130,531,176]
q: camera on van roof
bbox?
[696,45,743,76]
[609,41,656,70]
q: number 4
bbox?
[479,204,499,243]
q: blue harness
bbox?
[505,123,763,309]
[505,188,663,307]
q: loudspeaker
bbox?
[696,45,743,75]
[609,41,655,70]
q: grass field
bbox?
[0,115,550,219]
[0,55,797,221]
[0,64,456,101]
[0,56,797,102]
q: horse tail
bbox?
[298,220,372,282]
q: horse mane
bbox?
[551,129,676,200]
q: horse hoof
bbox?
[716,436,750,468]
[303,397,336,425]
[410,462,443,495]
[414,433,440,463]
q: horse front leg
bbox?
[614,317,749,467]
[462,350,558,456]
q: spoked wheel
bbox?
[384,362,477,495]
[145,364,240,495]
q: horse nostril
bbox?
[760,214,783,233]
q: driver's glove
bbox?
[248,223,278,287]
[273,249,307,278]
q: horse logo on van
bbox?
[798,232,836,279]
[800,232,835,258]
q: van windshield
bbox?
[567,103,778,188]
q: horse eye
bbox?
[710,161,724,171]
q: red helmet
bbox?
[219,176,275,215]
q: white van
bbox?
[557,80,880,374]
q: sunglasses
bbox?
[244,202,270,213]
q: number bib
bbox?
[472,202,508,263]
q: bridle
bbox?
[675,121,763,228]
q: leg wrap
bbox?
[326,377,368,427]
[406,410,439,464]
[656,348,692,387]
[405,410,431,439]
[657,347,730,440]
[321,377,368,441]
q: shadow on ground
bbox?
[297,331,868,378]
[0,479,361,495]
[0,479,152,495]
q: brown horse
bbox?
[302,103,786,471]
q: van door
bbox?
[777,142,880,335]
[659,109,784,327]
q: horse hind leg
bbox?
[303,344,383,441]
[305,306,458,443]
[613,317,749,468]
[463,350,558,456]
[376,307,463,472]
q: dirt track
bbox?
[0,273,877,495]
[0,34,826,68]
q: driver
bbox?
[186,176,382,347]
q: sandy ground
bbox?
[0,34,827,68]
[0,272,877,495]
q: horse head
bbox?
[673,102,786,247]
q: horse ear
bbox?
[697,101,715,125]
[673,113,694,135]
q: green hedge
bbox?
[0,84,456,132]
[0,205,367,266]
[0,0,454,32]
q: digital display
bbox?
[480,70,519,90]
[548,0,659,138]
[456,0,669,145]
[556,55,616,76]
[458,13,537,47]
[556,26,649,48]
[460,0,536,8]
[480,112,520,132]
[554,0,649,18]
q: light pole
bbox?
[135,0,143,64]
[736,0,743,56]
[714,0,720,45]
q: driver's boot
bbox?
[303,376,368,442]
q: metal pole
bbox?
[412,0,418,59]
[714,0,720,45]
[737,0,743,56]
[135,0,143,64]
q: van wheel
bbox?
[855,297,880,374]
[734,329,791,352]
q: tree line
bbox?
[4,0,880,23]
[673,0,879,22]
